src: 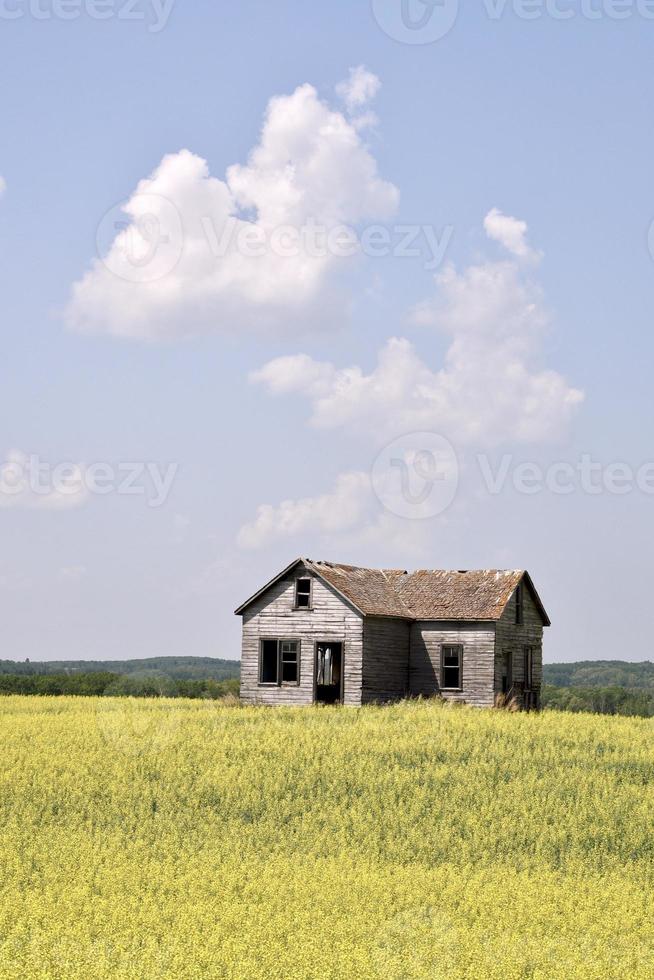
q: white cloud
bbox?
[237,465,449,553]
[252,214,583,447]
[336,65,381,128]
[0,450,89,511]
[0,176,6,198]
[237,471,372,549]
[483,207,536,259]
[65,75,398,341]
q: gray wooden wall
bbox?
[361,617,410,703]
[409,621,497,708]
[494,586,544,702]
[239,564,364,706]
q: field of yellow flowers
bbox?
[0,696,652,979]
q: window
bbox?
[259,639,300,686]
[515,583,524,625]
[524,647,534,690]
[260,640,279,684]
[441,645,463,690]
[281,641,299,683]
[294,578,312,609]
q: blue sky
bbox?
[1,1,653,662]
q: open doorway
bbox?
[315,642,343,705]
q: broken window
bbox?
[260,640,279,684]
[295,578,312,608]
[524,647,534,690]
[259,639,300,686]
[441,645,462,690]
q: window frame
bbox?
[523,647,534,690]
[258,638,301,687]
[293,577,313,610]
[440,644,463,691]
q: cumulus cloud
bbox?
[483,208,536,259]
[236,464,448,552]
[237,471,372,549]
[65,74,398,341]
[336,66,381,128]
[0,450,89,511]
[0,176,6,198]
[252,212,583,446]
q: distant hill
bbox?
[0,656,240,681]
[544,660,654,690]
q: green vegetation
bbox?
[0,656,240,681]
[4,657,654,717]
[543,659,654,689]
[542,684,654,717]
[0,672,239,700]
[542,661,654,717]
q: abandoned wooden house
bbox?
[235,559,550,709]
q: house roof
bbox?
[235,559,551,625]
[305,561,411,619]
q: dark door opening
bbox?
[315,642,343,705]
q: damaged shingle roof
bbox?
[305,561,411,619]
[393,568,529,621]
[235,558,550,624]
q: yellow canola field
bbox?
[0,695,653,979]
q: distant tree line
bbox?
[543,660,654,690]
[0,672,240,700]
[542,684,654,718]
[0,656,240,681]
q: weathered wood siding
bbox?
[409,622,496,708]
[240,564,364,706]
[361,617,410,703]
[495,584,544,704]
